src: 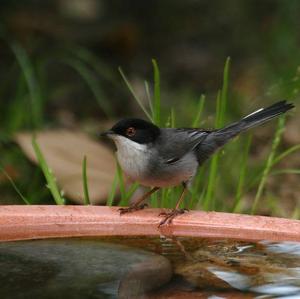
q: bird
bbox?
[101,100,294,226]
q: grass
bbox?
[106,169,119,207]
[272,144,300,166]
[0,41,299,218]
[119,67,153,122]
[152,59,161,126]
[32,137,65,205]
[251,116,286,214]
[61,57,114,118]
[192,95,206,127]
[82,156,91,205]
[232,134,252,213]
[0,166,30,205]
[202,57,230,210]
[11,42,44,129]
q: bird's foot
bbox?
[158,208,188,227]
[119,203,148,215]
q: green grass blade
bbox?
[203,91,221,210]
[251,116,286,214]
[32,137,65,205]
[272,144,300,166]
[203,152,220,210]
[107,172,119,206]
[196,187,207,210]
[166,108,176,128]
[232,134,252,213]
[11,42,43,128]
[161,187,171,208]
[151,191,159,208]
[144,80,154,115]
[116,160,128,206]
[71,46,116,83]
[107,161,139,207]
[152,59,161,126]
[6,73,27,134]
[82,155,91,205]
[170,108,176,128]
[219,57,230,126]
[0,166,30,204]
[270,168,300,176]
[63,58,113,117]
[203,58,230,210]
[189,164,206,209]
[119,67,153,121]
[192,94,206,127]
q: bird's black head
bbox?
[104,118,160,144]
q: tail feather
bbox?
[217,100,294,139]
[197,101,294,163]
[241,100,294,127]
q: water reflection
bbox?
[101,237,300,297]
[0,237,300,298]
[261,241,300,256]
[0,239,172,299]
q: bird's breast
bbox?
[112,135,198,187]
[114,136,150,182]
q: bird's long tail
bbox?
[198,101,294,161]
[217,100,294,138]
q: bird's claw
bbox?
[119,203,148,215]
[158,208,188,227]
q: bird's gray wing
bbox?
[156,128,210,164]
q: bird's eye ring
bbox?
[126,127,136,137]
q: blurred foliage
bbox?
[0,0,299,216]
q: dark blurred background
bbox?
[1,0,300,119]
[0,0,299,214]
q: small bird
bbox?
[101,101,294,226]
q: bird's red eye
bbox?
[126,127,136,137]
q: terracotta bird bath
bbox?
[0,205,299,242]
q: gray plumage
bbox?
[103,101,294,188]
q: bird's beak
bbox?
[100,130,114,138]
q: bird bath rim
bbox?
[0,205,299,242]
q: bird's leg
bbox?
[119,186,160,215]
[159,183,188,226]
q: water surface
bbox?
[1,237,300,298]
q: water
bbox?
[1,237,300,298]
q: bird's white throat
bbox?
[110,135,150,181]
